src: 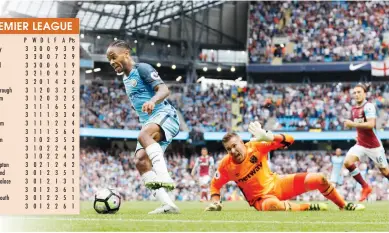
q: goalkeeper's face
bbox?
[223,136,247,164]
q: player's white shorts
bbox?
[199,175,210,186]
[347,145,388,168]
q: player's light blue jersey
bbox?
[330,155,345,185]
[331,156,344,171]
[123,63,177,124]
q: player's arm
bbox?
[205,163,230,211]
[345,118,375,130]
[143,84,169,113]
[208,157,215,177]
[191,158,199,177]
[251,134,295,152]
[150,84,170,105]
[266,134,294,150]
[137,63,169,114]
[340,163,345,177]
[344,103,376,130]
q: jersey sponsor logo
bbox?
[354,118,364,123]
[129,79,137,87]
[128,88,147,100]
[151,71,161,80]
[250,155,258,164]
[238,162,262,183]
[200,158,209,166]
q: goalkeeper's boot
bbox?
[307,203,328,211]
[359,186,372,202]
[343,202,365,211]
[148,204,180,214]
[145,173,175,191]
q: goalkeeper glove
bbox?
[205,201,222,211]
[248,121,274,142]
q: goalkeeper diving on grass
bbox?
[205,122,365,212]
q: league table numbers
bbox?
[0,18,80,214]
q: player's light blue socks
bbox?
[141,171,177,208]
[145,143,171,179]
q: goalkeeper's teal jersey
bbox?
[123,63,177,124]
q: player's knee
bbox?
[256,199,284,211]
[138,127,162,145]
[343,159,353,168]
[308,173,329,187]
[317,173,329,185]
[343,155,358,168]
[263,202,284,211]
[137,131,149,145]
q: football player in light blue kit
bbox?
[330,148,345,187]
[106,40,179,214]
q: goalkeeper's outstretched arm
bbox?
[250,133,295,152]
[205,162,230,211]
[267,134,295,150]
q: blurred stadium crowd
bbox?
[234,82,389,132]
[80,147,389,202]
[248,1,389,63]
[80,81,389,132]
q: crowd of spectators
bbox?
[80,80,233,132]
[234,82,389,132]
[248,1,389,63]
[180,84,231,132]
[80,80,389,132]
[80,147,389,202]
[80,78,142,130]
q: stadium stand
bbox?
[248,1,389,63]
[80,82,389,132]
[236,82,389,132]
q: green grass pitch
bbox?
[5,201,389,231]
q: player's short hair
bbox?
[108,39,131,51]
[222,132,239,144]
[354,83,367,92]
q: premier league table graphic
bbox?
[0,18,80,214]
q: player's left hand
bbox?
[205,201,222,211]
[248,121,274,142]
[142,101,155,114]
[343,120,355,128]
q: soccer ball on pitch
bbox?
[93,188,121,214]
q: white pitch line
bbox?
[9,217,389,225]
